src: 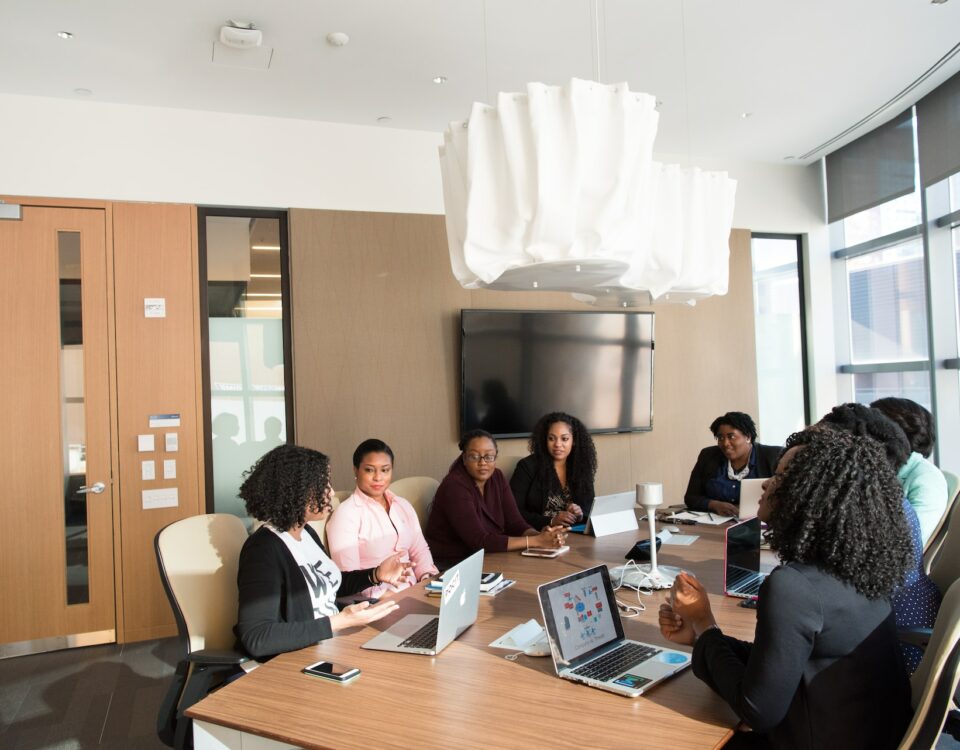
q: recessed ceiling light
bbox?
[783,155,796,161]
[740,112,752,119]
[376,116,392,123]
[931,0,949,5]
[326,31,349,47]
[57,31,74,40]
[432,76,448,84]
[73,88,92,96]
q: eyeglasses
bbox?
[464,453,498,464]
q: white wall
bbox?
[1,93,823,234]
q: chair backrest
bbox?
[155,514,248,654]
[929,487,960,595]
[389,476,440,527]
[899,579,960,749]
[923,470,960,573]
[307,494,342,548]
[496,454,524,483]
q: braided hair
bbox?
[239,444,331,530]
[527,412,597,502]
[768,429,912,599]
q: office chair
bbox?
[926,484,960,596]
[898,579,960,749]
[496,454,523,483]
[155,514,253,749]
[307,493,343,547]
[389,476,440,527]
[923,470,960,575]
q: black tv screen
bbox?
[460,310,654,437]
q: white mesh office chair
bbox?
[155,514,253,749]
[923,470,960,575]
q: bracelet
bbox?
[525,536,530,550]
[369,568,379,585]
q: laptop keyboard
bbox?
[397,618,439,650]
[571,642,660,682]
[728,568,764,596]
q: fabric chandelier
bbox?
[438,78,737,305]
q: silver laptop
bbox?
[537,565,691,697]
[362,549,483,655]
[724,517,766,599]
[737,478,765,519]
[585,490,638,537]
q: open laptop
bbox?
[362,549,483,656]
[724,517,766,599]
[737,478,765,519]
[584,491,639,537]
[537,565,691,698]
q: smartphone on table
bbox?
[301,661,361,683]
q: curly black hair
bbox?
[239,444,331,530]
[527,412,598,502]
[709,412,757,442]
[871,397,936,459]
[817,402,910,471]
[769,429,912,599]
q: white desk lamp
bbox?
[634,482,681,590]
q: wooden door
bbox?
[0,206,115,653]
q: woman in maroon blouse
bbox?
[424,429,568,567]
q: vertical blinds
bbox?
[917,69,960,188]
[825,109,916,224]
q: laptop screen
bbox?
[725,517,761,583]
[538,566,624,667]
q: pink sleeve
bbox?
[399,500,439,578]
[325,499,363,572]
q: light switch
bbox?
[138,434,155,452]
[165,432,179,452]
[163,459,176,480]
[141,460,155,481]
[144,298,166,318]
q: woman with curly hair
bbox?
[815,402,941,672]
[234,444,410,661]
[509,412,597,528]
[660,430,913,749]
[684,411,781,516]
[872,396,948,543]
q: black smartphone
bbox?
[624,538,662,562]
[301,660,361,683]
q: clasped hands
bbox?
[658,571,718,647]
[551,503,584,527]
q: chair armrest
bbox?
[187,648,250,666]
[898,627,933,650]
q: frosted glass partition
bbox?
[201,212,291,522]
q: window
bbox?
[751,234,807,444]
[199,209,293,520]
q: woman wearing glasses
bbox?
[424,429,568,567]
[235,444,410,661]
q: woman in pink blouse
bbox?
[326,439,439,598]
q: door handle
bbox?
[77,482,106,495]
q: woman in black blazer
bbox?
[234,444,410,660]
[684,411,780,516]
[510,412,597,529]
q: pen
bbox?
[708,512,714,521]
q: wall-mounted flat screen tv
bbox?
[461,310,654,438]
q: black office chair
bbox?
[155,514,254,748]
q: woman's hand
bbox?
[658,603,696,646]
[533,525,568,548]
[375,551,414,586]
[670,572,717,636]
[330,600,400,632]
[551,510,578,526]
[707,500,739,517]
[566,503,583,520]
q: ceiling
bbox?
[4,0,960,165]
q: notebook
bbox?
[361,549,483,655]
[537,565,691,698]
[724,517,766,599]
[737,478,765,519]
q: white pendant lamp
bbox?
[438,78,737,305]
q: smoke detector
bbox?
[219,21,262,49]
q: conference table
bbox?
[188,521,765,750]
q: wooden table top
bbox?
[188,524,763,750]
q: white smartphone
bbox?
[301,660,361,683]
[521,545,570,558]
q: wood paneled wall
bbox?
[112,202,205,642]
[289,209,759,504]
